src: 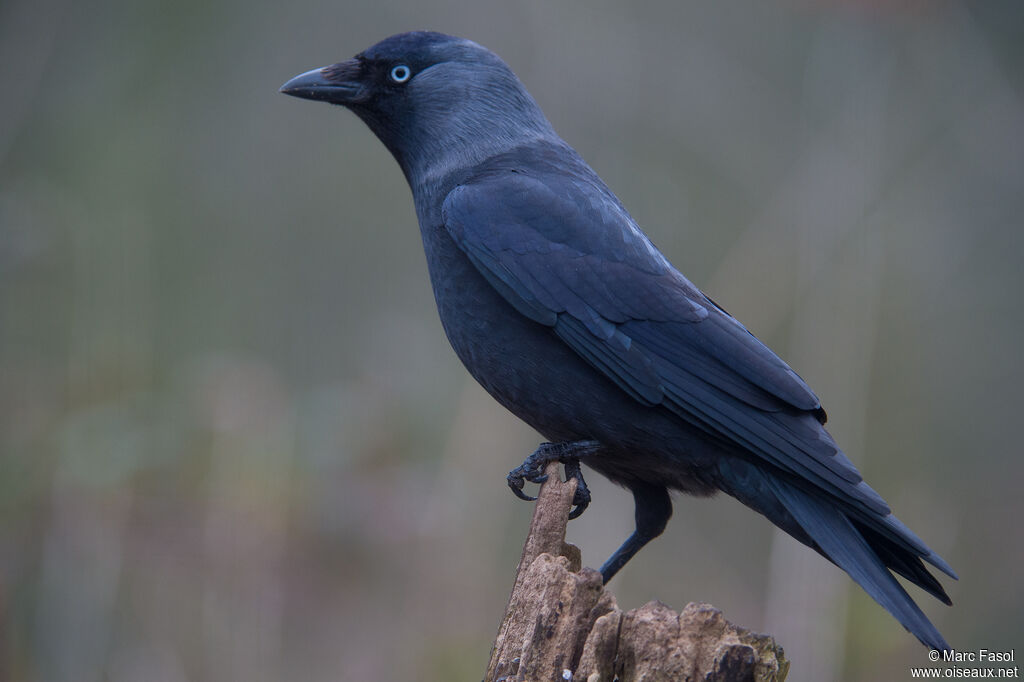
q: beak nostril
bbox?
[321,58,362,83]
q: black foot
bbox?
[563,458,591,519]
[506,454,548,503]
[506,440,600,517]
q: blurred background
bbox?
[2,0,1022,680]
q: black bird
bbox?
[281,31,955,651]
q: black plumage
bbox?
[281,30,955,651]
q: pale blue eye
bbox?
[390,65,411,83]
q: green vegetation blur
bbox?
[1,1,1021,680]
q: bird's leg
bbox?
[506,439,601,518]
[599,482,672,583]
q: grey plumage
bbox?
[281,30,955,651]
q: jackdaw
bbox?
[280,30,955,651]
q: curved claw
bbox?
[568,502,589,520]
[508,485,537,502]
[507,467,548,502]
[567,491,591,519]
[564,459,592,520]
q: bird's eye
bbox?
[389,65,412,83]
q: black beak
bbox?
[279,59,365,104]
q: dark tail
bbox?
[715,458,954,651]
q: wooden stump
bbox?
[485,462,789,682]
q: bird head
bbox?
[280,31,556,185]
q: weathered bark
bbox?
[485,462,789,682]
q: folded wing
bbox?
[441,150,955,590]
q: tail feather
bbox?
[765,475,951,651]
[856,522,952,606]
[845,503,958,581]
